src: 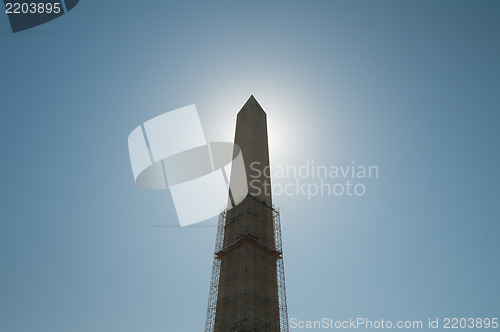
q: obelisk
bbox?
[214,95,280,331]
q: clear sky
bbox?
[0,1,498,331]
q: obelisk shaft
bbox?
[214,96,280,331]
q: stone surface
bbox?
[214,96,280,332]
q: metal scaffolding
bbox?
[273,208,289,332]
[205,210,226,332]
[204,207,289,332]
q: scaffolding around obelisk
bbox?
[205,206,288,332]
[204,95,287,331]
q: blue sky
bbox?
[0,1,498,331]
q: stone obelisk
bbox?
[214,95,280,331]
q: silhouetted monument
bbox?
[205,96,288,332]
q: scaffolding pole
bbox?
[204,210,226,332]
[274,208,289,332]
